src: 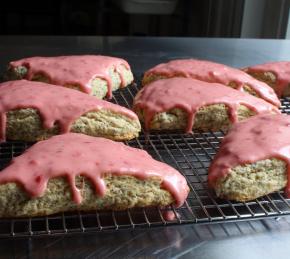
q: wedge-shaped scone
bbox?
[208,114,290,201]
[142,59,280,107]
[5,55,134,99]
[0,133,189,217]
[244,61,290,97]
[133,78,279,133]
[0,80,140,142]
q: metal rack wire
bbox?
[0,84,290,238]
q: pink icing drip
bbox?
[0,133,189,207]
[245,61,290,97]
[10,55,131,99]
[208,114,290,197]
[0,80,138,142]
[133,78,279,133]
[162,210,180,221]
[144,59,280,107]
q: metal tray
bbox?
[0,83,290,238]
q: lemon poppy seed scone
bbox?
[0,80,140,142]
[5,55,134,99]
[133,78,279,133]
[244,61,290,97]
[208,114,290,202]
[0,133,189,217]
[142,59,280,107]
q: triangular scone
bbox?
[142,59,280,107]
[0,133,189,217]
[0,80,140,142]
[209,114,290,201]
[244,61,290,97]
[133,77,279,133]
[5,55,134,99]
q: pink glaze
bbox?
[245,61,290,97]
[144,59,280,107]
[208,114,290,197]
[0,80,138,142]
[10,55,131,98]
[162,210,180,221]
[133,78,279,133]
[0,133,189,206]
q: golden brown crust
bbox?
[212,158,287,201]
[247,70,290,97]
[6,108,141,141]
[0,175,174,218]
[135,104,256,133]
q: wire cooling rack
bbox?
[0,84,290,238]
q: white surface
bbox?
[241,0,265,38]
[286,9,290,39]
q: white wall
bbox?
[241,0,265,38]
[286,9,290,38]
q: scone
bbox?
[133,77,279,133]
[0,133,189,217]
[0,80,140,142]
[5,55,134,99]
[208,114,290,201]
[142,59,280,107]
[244,61,290,97]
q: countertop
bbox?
[0,36,290,259]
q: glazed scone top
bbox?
[9,55,131,98]
[133,77,279,132]
[144,59,280,107]
[208,114,290,197]
[0,133,189,207]
[0,80,138,141]
[245,61,290,97]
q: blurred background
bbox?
[0,0,289,38]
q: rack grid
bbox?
[0,84,290,238]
